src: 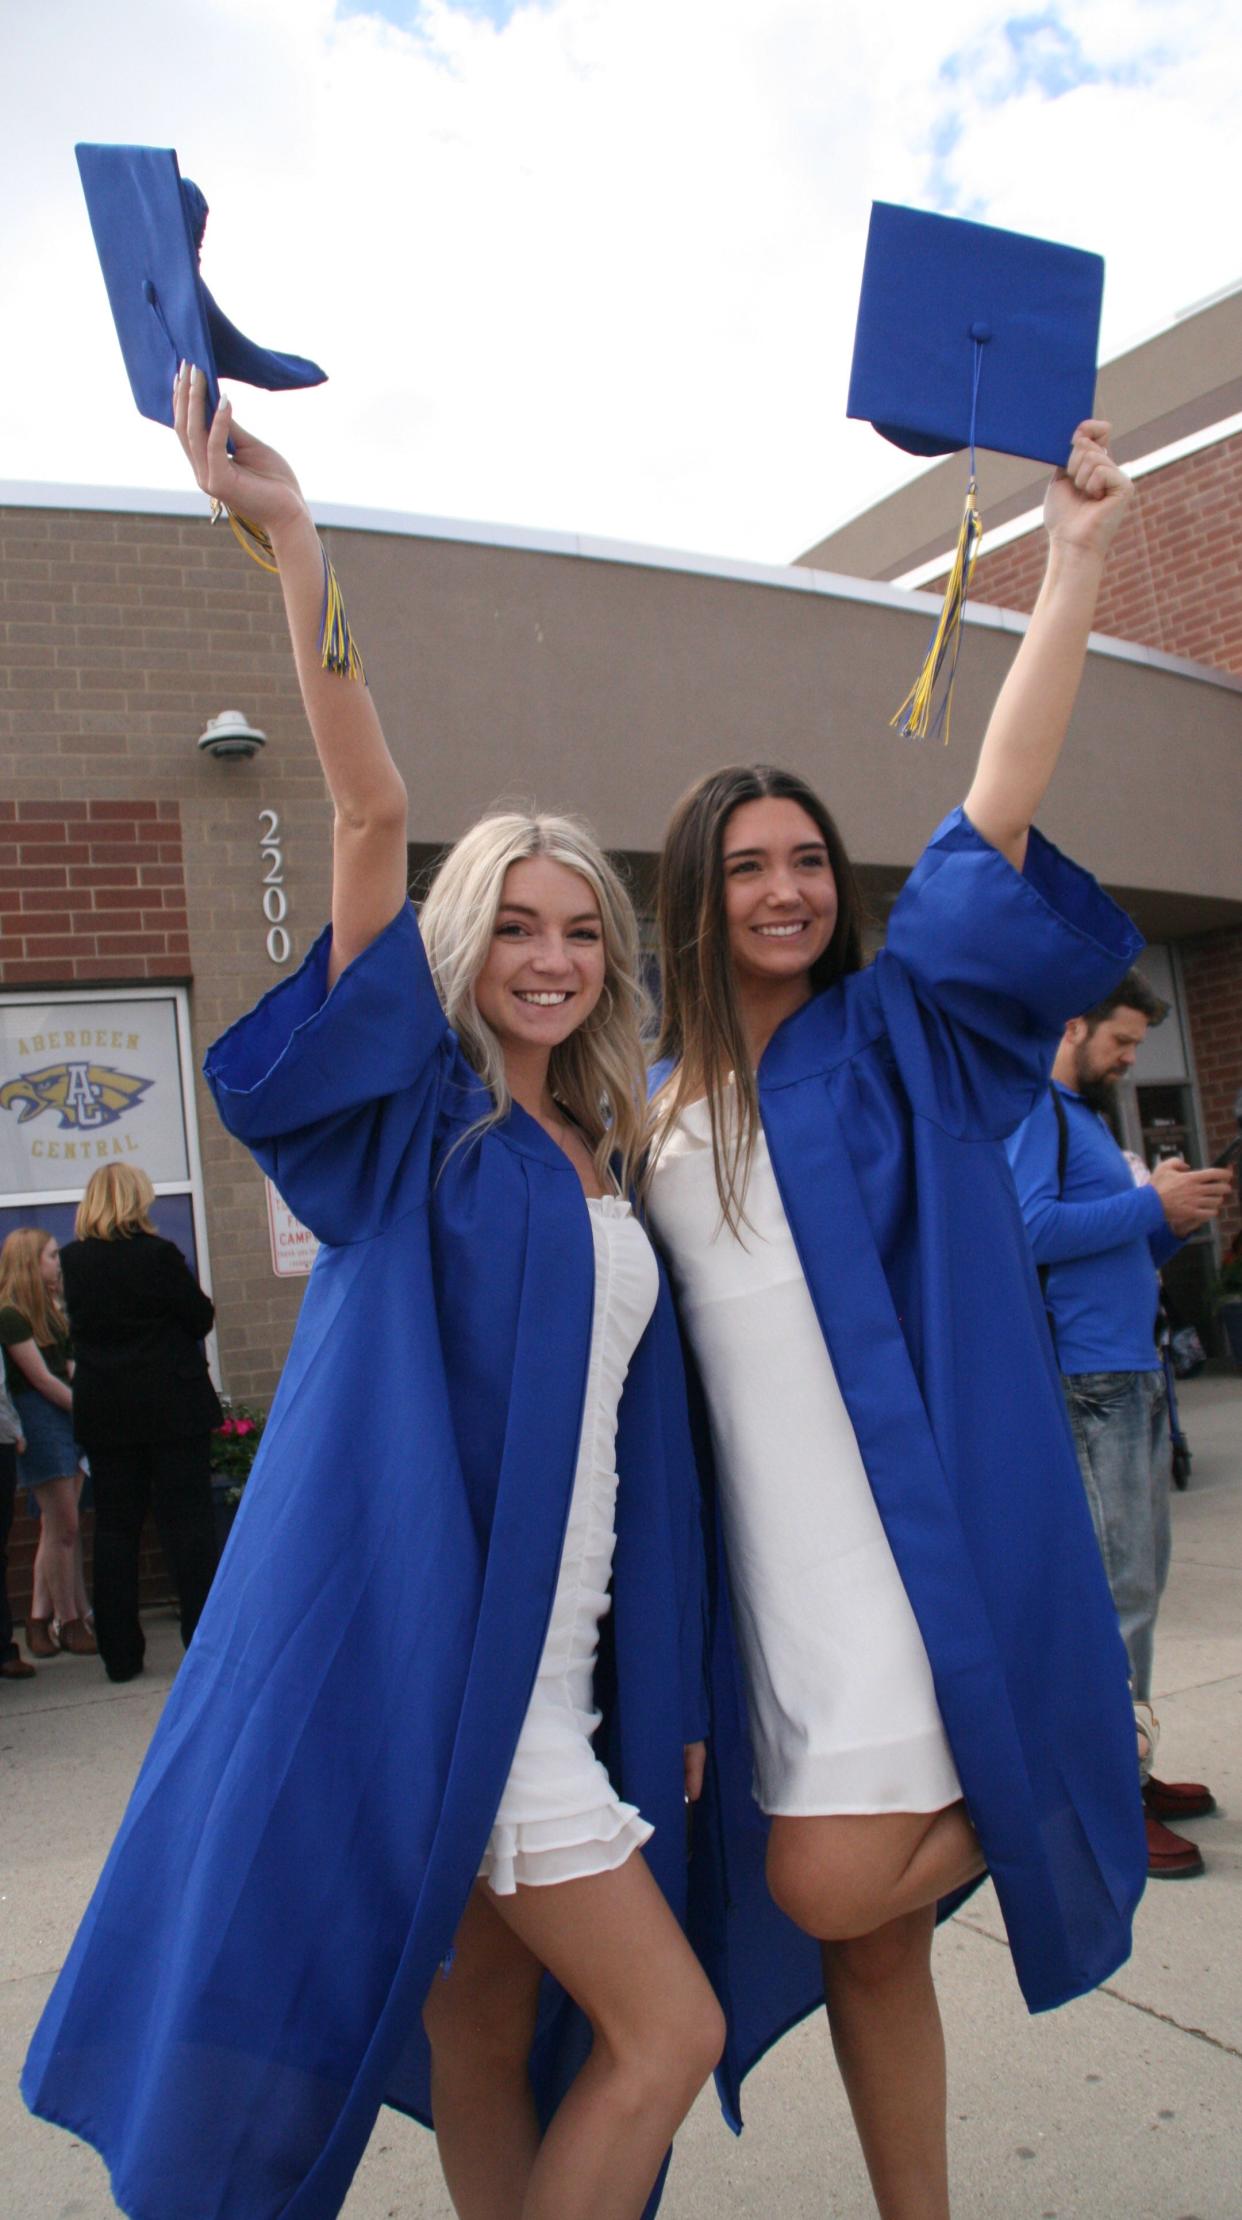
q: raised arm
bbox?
[963,420,1134,872]
[174,366,408,984]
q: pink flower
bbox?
[216,1418,237,1438]
[235,1419,256,1437]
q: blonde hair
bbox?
[75,1163,157,1241]
[420,811,651,1195]
[0,1226,67,1349]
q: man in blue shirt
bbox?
[1007,971,1234,1880]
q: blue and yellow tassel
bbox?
[212,502,366,681]
[317,549,366,682]
[890,478,982,744]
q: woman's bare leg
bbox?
[423,1885,544,2218]
[70,1469,90,1622]
[487,1854,724,2220]
[822,1908,948,2220]
[766,1808,982,2220]
[31,1475,81,1628]
[766,1805,982,1943]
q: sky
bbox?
[5,0,1242,564]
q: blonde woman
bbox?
[58,1164,221,1683]
[25,372,720,2220]
[0,1228,94,1657]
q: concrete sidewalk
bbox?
[4,1375,1240,2220]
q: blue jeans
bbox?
[1062,1369,1170,1704]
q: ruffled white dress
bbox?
[479,1196,660,1893]
[648,1096,961,1819]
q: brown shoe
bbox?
[56,1617,99,1656]
[1145,1775,1216,1823]
[25,1616,57,1659]
[1145,1812,1204,1880]
[1,1653,37,1679]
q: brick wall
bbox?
[939,430,1242,679]
[1181,925,1242,1254]
[0,797,189,981]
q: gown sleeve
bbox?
[874,807,1143,1142]
[203,903,453,1246]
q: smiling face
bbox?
[721,796,838,993]
[473,854,607,1059]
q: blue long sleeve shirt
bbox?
[1005,1083,1180,1374]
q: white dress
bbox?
[647,1096,961,1818]
[479,1196,661,1893]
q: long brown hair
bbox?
[0,1226,67,1348]
[650,764,865,1229]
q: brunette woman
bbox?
[647,423,1148,2218]
[0,1228,94,1657]
[59,1163,221,1683]
[25,370,721,2220]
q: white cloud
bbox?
[4,0,1242,561]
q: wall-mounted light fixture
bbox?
[197,710,267,761]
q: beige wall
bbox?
[331,522,1242,933]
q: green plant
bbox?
[211,1401,268,1500]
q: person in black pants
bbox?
[60,1165,222,1682]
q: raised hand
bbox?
[172,364,307,542]
[1043,419,1134,561]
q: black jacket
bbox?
[60,1233,223,1448]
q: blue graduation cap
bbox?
[74,144,363,681]
[75,142,327,428]
[848,202,1103,470]
[847,202,1105,740]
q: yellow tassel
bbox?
[216,504,278,573]
[891,478,982,745]
[318,552,366,683]
[210,504,365,683]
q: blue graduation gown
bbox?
[677,811,1150,2129]
[23,906,708,2220]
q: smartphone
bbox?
[1212,1133,1242,1170]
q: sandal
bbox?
[25,1616,57,1660]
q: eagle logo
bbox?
[0,1062,154,1131]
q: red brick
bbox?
[17,799,89,820]
[0,864,67,890]
[94,933,173,956]
[88,798,160,820]
[15,888,77,913]
[21,934,98,957]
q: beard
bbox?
[1078,1073,1119,1115]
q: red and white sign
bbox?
[265,1179,320,1277]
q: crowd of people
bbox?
[13,378,1237,2220]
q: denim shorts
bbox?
[15,1390,82,1493]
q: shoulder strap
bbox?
[1036,1088,1071,1351]
[1050,1084,1070,1198]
